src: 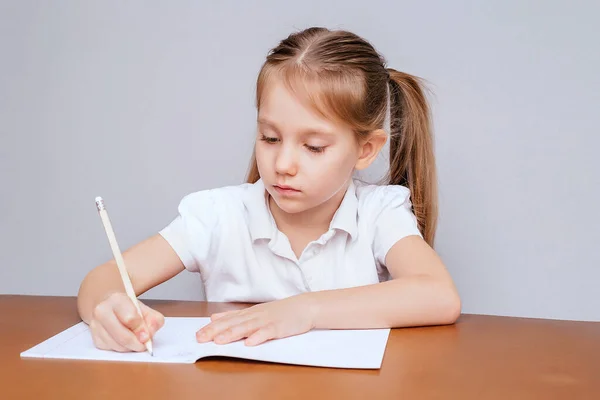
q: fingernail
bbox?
[139,331,148,342]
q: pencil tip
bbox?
[147,342,154,356]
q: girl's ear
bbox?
[355,129,387,170]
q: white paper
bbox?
[20,317,390,369]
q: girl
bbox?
[77,27,461,352]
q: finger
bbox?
[98,325,131,353]
[103,309,147,351]
[112,297,148,340]
[90,320,129,352]
[197,314,251,343]
[210,311,235,321]
[245,324,277,346]
[139,302,165,336]
[90,320,110,350]
[214,318,262,344]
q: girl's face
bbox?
[255,79,363,215]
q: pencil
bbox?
[95,196,154,356]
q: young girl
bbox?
[77,27,461,352]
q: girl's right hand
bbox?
[89,292,165,352]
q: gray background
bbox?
[1,1,598,321]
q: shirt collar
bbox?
[328,178,359,241]
[244,178,359,242]
[245,179,276,242]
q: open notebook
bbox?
[20,317,390,369]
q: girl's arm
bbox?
[308,235,461,329]
[77,234,184,324]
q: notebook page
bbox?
[21,317,390,368]
[20,318,210,364]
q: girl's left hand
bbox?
[196,294,317,346]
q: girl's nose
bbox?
[274,146,298,176]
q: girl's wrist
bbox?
[299,292,321,330]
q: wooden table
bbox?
[1,295,599,399]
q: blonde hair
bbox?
[246,27,438,247]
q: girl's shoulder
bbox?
[352,179,422,256]
[353,178,413,216]
[174,181,260,218]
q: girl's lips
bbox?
[274,185,301,195]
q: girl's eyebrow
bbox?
[257,117,336,137]
[257,118,279,131]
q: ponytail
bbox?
[387,69,438,247]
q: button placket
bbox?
[299,255,320,291]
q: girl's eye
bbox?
[305,144,326,153]
[259,134,279,144]
[260,134,325,153]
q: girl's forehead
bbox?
[258,77,350,134]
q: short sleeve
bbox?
[159,189,220,273]
[371,185,423,266]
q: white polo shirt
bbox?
[159,178,422,303]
